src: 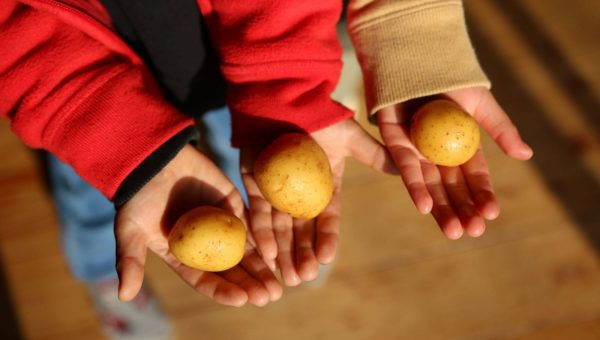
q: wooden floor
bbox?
[2,0,600,339]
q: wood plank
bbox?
[465,0,600,186]
[0,121,103,339]
[166,228,600,340]
[145,127,598,339]
[518,317,600,340]
[522,0,600,98]
[1,2,600,339]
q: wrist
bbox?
[113,127,199,207]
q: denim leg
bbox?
[200,106,247,203]
[46,154,117,282]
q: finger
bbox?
[439,166,486,238]
[196,273,248,307]
[242,174,277,263]
[221,188,249,228]
[461,149,500,220]
[243,174,278,262]
[162,253,248,307]
[315,180,342,264]
[220,263,271,307]
[346,120,398,174]
[114,217,147,301]
[388,142,434,214]
[379,118,433,214]
[293,218,319,282]
[272,210,300,286]
[241,148,278,263]
[378,104,405,124]
[239,248,283,302]
[422,162,463,240]
[474,91,533,160]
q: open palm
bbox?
[241,118,396,286]
[115,145,282,307]
[379,87,533,239]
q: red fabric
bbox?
[197,0,354,147]
[0,0,194,200]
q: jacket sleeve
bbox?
[0,1,196,201]
[347,0,491,115]
[196,0,354,147]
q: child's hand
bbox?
[114,145,282,307]
[241,119,396,286]
[378,87,533,239]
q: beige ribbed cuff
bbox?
[348,0,491,115]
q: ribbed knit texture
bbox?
[348,0,491,115]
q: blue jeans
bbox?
[48,107,244,282]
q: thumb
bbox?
[464,90,533,160]
[114,215,147,301]
[346,120,399,174]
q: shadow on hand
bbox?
[0,258,22,340]
[159,176,240,238]
[466,5,600,253]
[401,95,444,123]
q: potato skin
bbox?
[168,206,246,272]
[254,133,333,219]
[410,99,480,167]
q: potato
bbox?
[168,206,246,272]
[410,99,480,167]
[254,133,333,219]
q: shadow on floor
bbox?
[0,258,23,340]
[467,1,600,254]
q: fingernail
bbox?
[421,203,432,214]
[524,145,534,157]
[485,207,500,220]
[288,275,301,286]
[446,224,464,240]
[515,143,533,159]
[469,225,485,238]
[254,295,269,307]
[420,198,433,214]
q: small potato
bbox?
[254,133,333,219]
[168,206,246,272]
[410,99,480,167]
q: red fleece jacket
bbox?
[1,0,194,200]
[0,0,351,200]
[197,0,353,147]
